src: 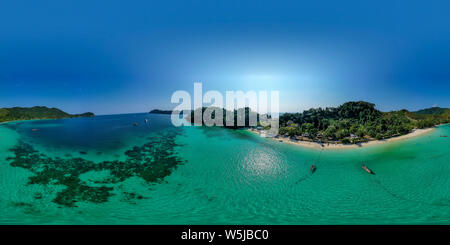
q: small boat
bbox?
[31,128,39,132]
[362,165,374,174]
[440,135,449,137]
[310,164,316,173]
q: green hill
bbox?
[414,107,450,115]
[0,106,94,123]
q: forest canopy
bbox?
[0,106,94,123]
[278,101,449,144]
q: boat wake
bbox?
[293,149,323,185]
[293,173,312,185]
[370,177,450,208]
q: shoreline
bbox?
[0,116,95,125]
[249,127,438,150]
[0,118,58,125]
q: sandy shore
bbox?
[249,127,436,150]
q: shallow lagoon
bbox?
[0,114,449,224]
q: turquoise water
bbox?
[0,114,449,224]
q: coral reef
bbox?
[6,129,184,207]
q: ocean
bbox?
[0,113,449,224]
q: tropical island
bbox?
[0,106,95,123]
[183,101,449,148]
[273,101,449,147]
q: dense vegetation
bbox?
[187,107,260,129]
[0,106,94,123]
[278,101,449,144]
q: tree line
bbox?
[278,101,449,144]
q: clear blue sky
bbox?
[1,0,449,115]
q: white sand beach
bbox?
[249,127,436,150]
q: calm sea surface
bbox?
[0,114,449,224]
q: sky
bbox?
[0,0,449,115]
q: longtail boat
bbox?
[362,165,374,174]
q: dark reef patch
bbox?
[10,201,33,208]
[7,129,184,207]
[121,192,145,204]
[10,201,40,215]
[34,192,43,199]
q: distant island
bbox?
[149,109,188,115]
[275,101,449,145]
[149,109,174,114]
[0,106,95,123]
